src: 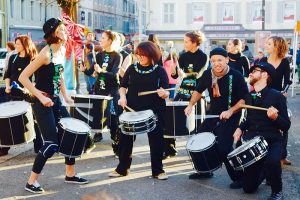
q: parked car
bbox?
[0,48,8,76]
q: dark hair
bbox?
[148,34,160,46]
[15,35,38,60]
[185,31,205,46]
[230,38,242,53]
[6,41,15,51]
[44,24,64,45]
[103,30,116,42]
[135,41,161,63]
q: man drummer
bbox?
[233,62,290,200]
[184,47,248,188]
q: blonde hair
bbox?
[268,36,288,59]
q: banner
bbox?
[283,1,296,22]
[192,3,204,24]
[222,3,234,24]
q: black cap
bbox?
[251,62,276,81]
[210,47,228,58]
[43,18,62,39]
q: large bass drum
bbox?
[0,101,35,147]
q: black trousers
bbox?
[242,136,283,194]
[196,116,242,181]
[281,131,288,159]
[116,111,165,176]
[31,97,75,174]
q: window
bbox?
[163,3,174,24]
[30,1,34,20]
[10,0,14,18]
[88,12,92,26]
[21,0,25,19]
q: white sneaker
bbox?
[153,172,168,180]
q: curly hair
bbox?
[268,36,288,59]
[185,31,206,46]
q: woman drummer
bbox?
[19,18,88,194]
[108,41,169,180]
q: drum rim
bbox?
[71,94,113,100]
[194,163,222,173]
[186,132,216,152]
[59,117,91,134]
[232,151,268,170]
[119,110,155,122]
[166,101,189,106]
[0,101,30,118]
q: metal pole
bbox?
[262,0,265,30]
[1,0,8,48]
[291,31,298,97]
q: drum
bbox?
[227,136,268,171]
[58,117,90,158]
[186,132,222,173]
[0,101,35,147]
[70,94,112,133]
[119,110,157,135]
[164,101,195,138]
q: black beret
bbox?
[210,47,228,58]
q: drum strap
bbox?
[228,75,233,109]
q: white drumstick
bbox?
[195,115,219,119]
[138,88,176,96]
[125,105,135,112]
[65,103,93,109]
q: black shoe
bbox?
[25,182,44,194]
[268,191,284,200]
[188,172,213,179]
[0,148,9,157]
[65,174,89,184]
[229,181,243,189]
[93,133,103,143]
[0,150,8,157]
[163,152,177,160]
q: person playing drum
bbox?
[184,48,248,188]
[233,62,290,200]
[19,18,88,194]
[109,41,170,180]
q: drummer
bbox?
[233,62,290,200]
[19,18,88,194]
[184,47,248,188]
[108,41,170,180]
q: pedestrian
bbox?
[19,17,88,194]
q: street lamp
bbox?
[262,0,265,30]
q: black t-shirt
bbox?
[121,63,169,112]
[260,57,290,91]
[4,54,31,87]
[195,68,248,116]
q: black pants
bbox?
[242,136,283,194]
[116,111,165,176]
[31,97,75,174]
[281,131,288,159]
[197,116,242,181]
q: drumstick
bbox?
[66,103,93,109]
[195,115,219,119]
[125,105,135,112]
[138,88,176,96]
[240,104,268,111]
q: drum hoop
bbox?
[71,94,113,100]
[121,123,156,135]
[121,119,156,129]
[233,151,268,170]
[0,102,29,118]
[186,133,216,152]
[59,118,90,134]
[228,137,265,158]
[120,114,155,124]
[195,163,222,173]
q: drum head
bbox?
[71,94,113,100]
[166,101,189,106]
[59,118,90,133]
[228,136,262,157]
[186,132,215,151]
[119,110,154,122]
[0,101,30,118]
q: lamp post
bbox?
[262,0,265,30]
[0,0,7,48]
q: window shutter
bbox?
[277,1,284,23]
[186,3,193,24]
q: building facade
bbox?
[147,0,300,53]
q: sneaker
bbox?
[84,144,96,154]
[25,182,44,194]
[108,170,124,177]
[188,172,213,179]
[153,172,168,180]
[65,174,88,184]
[93,133,103,143]
[229,180,243,189]
[268,191,284,200]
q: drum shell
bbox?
[58,123,89,158]
[70,95,112,132]
[120,117,156,135]
[227,136,268,171]
[0,102,35,147]
[164,102,195,138]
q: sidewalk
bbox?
[0,143,33,164]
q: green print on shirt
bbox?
[53,64,64,95]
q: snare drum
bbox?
[70,94,112,133]
[164,101,195,138]
[186,132,222,173]
[58,117,90,158]
[0,101,35,147]
[119,110,157,135]
[227,136,268,171]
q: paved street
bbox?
[0,80,300,199]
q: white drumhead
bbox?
[0,101,30,118]
[228,136,262,156]
[119,110,154,122]
[186,132,215,151]
[71,94,113,100]
[166,101,189,106]
[59,117,90,133]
